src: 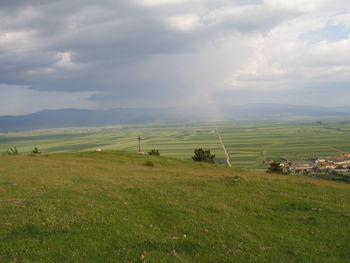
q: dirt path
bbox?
[216,129,232,167]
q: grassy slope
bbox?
[0,151,349,262]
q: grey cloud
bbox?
[1,0,260,93]
[0,0,349,114]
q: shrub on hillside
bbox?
[148,149,160,156]
[31,147,41,155]
[144,161,154,167]
[6,147,19,155]
[192,148,215,163]
[267,161,283,174]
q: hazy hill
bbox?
[0,151,349,262]
[1,104,350,131]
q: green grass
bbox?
[0,151,349,262]
[1,121,350,168]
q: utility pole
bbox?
[138,135,142,152]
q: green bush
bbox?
[148,149,160,156]
[267,161,283,174]
[192,148,215,163]
[6,147,19,155]
[144,161,154,167]
[31,147,41,155]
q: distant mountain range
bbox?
[1,104,350,131]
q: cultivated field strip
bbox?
[1,122,350,167]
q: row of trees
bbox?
[5,146,41,155]
[140,136,215,163]
[148,148,216,163]
[6,145,216,163]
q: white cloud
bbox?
[133,0,185,6]
[168,14,201,31]
[222,10,350,95]
[56,52,77,69]
[0,30,38,53]
[264,0,320,13]
[26,51,89,76]
[206,4,263,23]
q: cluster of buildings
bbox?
[274,153,350,174]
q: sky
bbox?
[1,0,350,115]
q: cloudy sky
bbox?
[1,0,350,115]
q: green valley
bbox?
[1,121,350,168]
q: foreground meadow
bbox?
[0,151,349,262]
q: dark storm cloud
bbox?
[1,1,206,93]
[1,0,268,97]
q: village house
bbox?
[333,158,350,166]
[334,168,349,173]
[272,154,350,174]
[336,153,350,158]
[288,161,316,174]
[309,157,326,163]
[322,162,338,169]
[269,153,350,174]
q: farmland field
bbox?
[1,121,350,168]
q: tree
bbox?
[148,149,160,156]
[6,147,18,155]
[192,148,215,163]
[267,161,283,174]
[31,147,41,154]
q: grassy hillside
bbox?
[1,121,350,168]
[0,151,349,262]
